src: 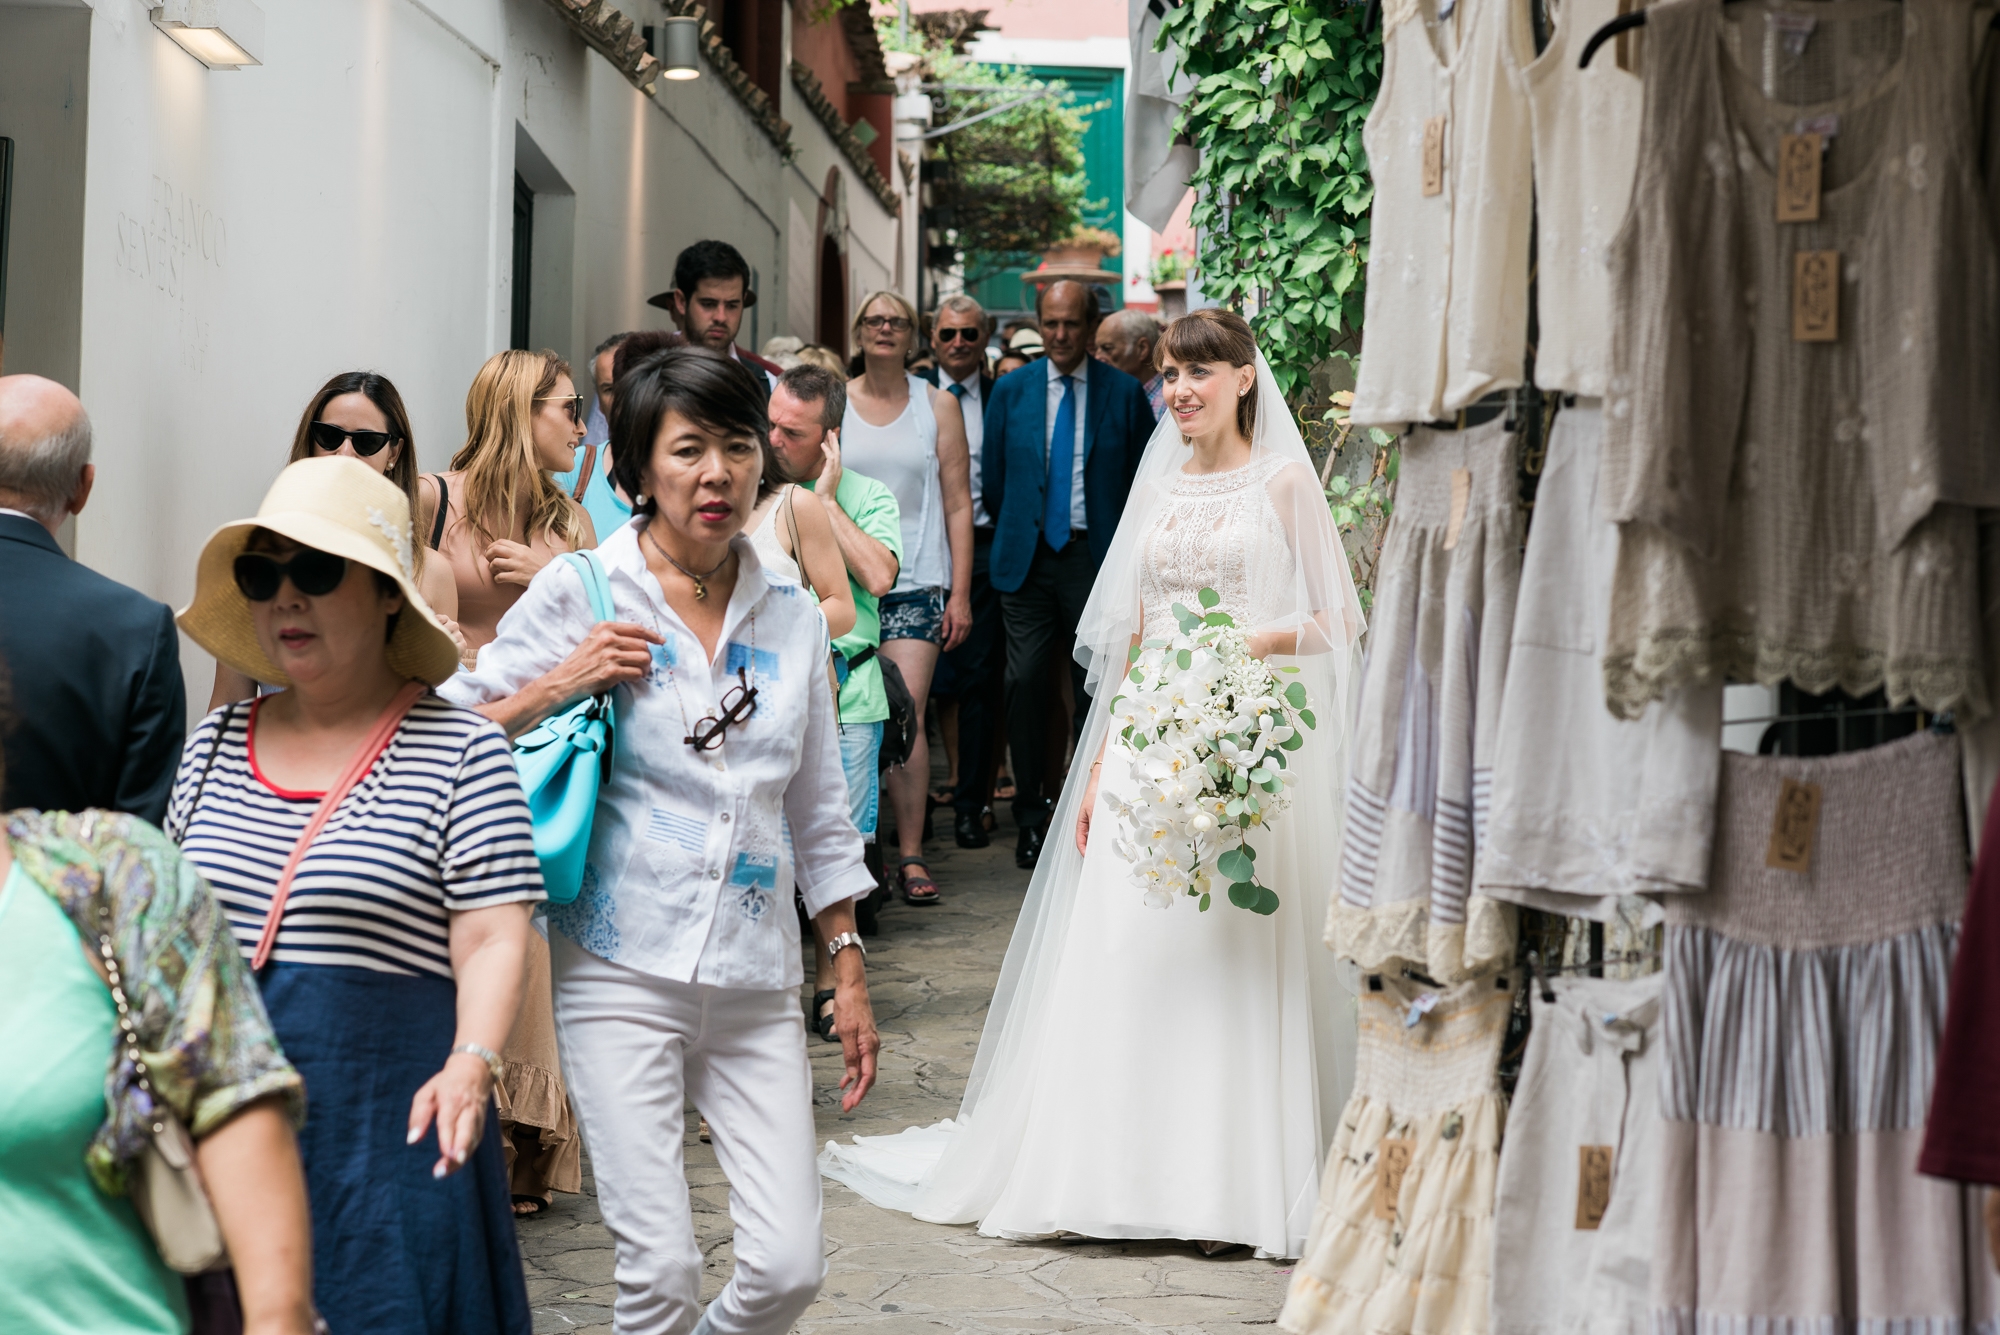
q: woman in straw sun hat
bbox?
[169,455,545,1335]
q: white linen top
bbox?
[438,522,872,991]
[841,374,950,593]
[1044,360,1089,532]
[1349,0,1535,428]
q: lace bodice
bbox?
[1138,453,1298,636]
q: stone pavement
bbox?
[516,821,1298,1333]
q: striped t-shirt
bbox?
[167,694,545,979]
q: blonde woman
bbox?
[839,291,974,906]
[420,348,593,1218]
[421,349,596,655]
[208,371,464,709]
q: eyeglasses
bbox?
[684,668,760,752]
[935,326,983,344]
[538,394,587,425]
[308,422,400,457]
[860,315,914,333]
[233,548,350,601]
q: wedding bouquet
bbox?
[1102,589,1316,915]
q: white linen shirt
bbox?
[949,371,989,528]
[438,521,873,991]
[1044,359,1089,531]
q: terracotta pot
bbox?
[1043,244,1109,269]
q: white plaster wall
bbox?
[17,0,908,722]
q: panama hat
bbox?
[178,456,461,688]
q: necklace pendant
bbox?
[693,580,708,600]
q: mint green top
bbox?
[0,863,188,1334]
[803,469,903,724]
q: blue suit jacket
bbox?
[981,358,1156,593]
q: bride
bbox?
[820,310,1363,1258]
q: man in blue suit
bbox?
[983,280,1156,868]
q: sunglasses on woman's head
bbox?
[934,327,983,344]
[233,548,349,601]
[308,421,400,457]
[538,394,587,425]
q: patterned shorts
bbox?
[879,586,945,645]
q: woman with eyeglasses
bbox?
[207,371,467,710]
[169,456,543,1334]
[422,348,596,657]
[839,291,974,907]
[421,347,596,1219]
[442,346,881,1335]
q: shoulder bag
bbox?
[512,550,617,905]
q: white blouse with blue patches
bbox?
[440,522,873,991]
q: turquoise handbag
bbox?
[512,550,616,905]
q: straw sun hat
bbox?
[178,455,461,688]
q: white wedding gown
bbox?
[821,444,1360,1259]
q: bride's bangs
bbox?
[1161,310,1259,437]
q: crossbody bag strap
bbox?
[571,444,599,503]
[251,680,428,971]
[780,486,818,602]
[172,701,238,845]
[427,475,450,551]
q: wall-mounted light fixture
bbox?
[150,0,265,70]
[659,15,701,81]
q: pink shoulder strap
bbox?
[251,680,429,970]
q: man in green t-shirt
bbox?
[769,364,902,855]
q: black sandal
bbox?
[809,988,838,1042]
[898,857,942,905]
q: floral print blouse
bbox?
[6,809,303,1196]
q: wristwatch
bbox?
[827,930,867,963]
[450,1042,506,1084]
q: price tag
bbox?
[1765,777,1823,872]
[1792,250,1839,343]
[1422,117,1446,197]
[1374,1137,1415,1219]
[1776,132,1823,222]
[1576,1145,1614,1229]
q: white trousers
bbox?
[551,932,826,1335]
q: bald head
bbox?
[0,375,94,534]
[1095,310,1161,382]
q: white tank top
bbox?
[1519,0,1644,398]
[1350,0,1536,429]
[839,374,949,593]
[746,485,804,586]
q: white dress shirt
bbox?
[439,523,873,991]
[949,371,989,527]
[1044,359,1089,532]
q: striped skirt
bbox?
[1655,731,1994,1335]
[1327,420,1522,982]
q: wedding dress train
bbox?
[821,361,1363,1258]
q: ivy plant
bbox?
[1157,0,1381,402]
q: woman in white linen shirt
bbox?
[440,346,881,1335]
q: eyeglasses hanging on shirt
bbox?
[685,668,760,752]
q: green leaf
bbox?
[1199,892,1213,912]
[1128,645,1143,663]
[1176,648,1193,670]
[1281,665,1301,672]
[1228,880,1260,910]
[1251,885,1282,915]
[1204,611,1233,626]
[1217,847,1255,882]
[1233,772,1249,794]
[1226,797,1245,818]
[1280,730,1305,751]
[1198,587,1221,609]
[1284,681,1309,708]
[1298,709,1317,729]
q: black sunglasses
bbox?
[538,394,586,426]
[307,421,401,458]
[935,327,983,343]
[684,669,759,752]
[233,549,350,601]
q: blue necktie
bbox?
[947,382,966,402]
[1045,375,1076,551]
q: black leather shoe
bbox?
[1015,821,1044,870]
[955,810,991,849]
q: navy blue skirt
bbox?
[259,964,532,1335]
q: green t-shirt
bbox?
[0,865,189,1335]
[803,469,902,724]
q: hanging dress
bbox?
[1599,0,2000,722]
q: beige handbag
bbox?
[86,924,229,1274]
